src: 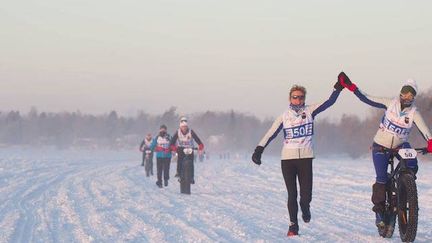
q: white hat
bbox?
[180,117,188,127]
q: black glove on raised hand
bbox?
[333,79,344,91]
[252,146,264,165]
[338,72,352,85]
[338,71,357,92]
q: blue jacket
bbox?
[150,134,172,159]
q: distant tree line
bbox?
[0,93,430,157]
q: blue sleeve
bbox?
[311,90,341,119]
[150,138,157,150]
[264,123,283,148]
[354,89,387,109]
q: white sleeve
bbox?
[258,115,283,147]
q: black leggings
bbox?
[156,158,171,183]
[281,158,313,224]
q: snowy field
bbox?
[1,147,432,243]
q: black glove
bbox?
[333,80,344,91]
[338,72,352,86]
[252,146,264,165]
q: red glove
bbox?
[427,139,432,153]
[198,144,204,151]
[338,72,357,92]
[155,146,164,152]
[170,145,177,152]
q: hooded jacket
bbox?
[353,79,431,148]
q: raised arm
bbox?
[353,89,390,109]
[310,89,341,119]
[308,73,360,118]
[339,72,391,109]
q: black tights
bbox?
[281,158,313,224]
[156,158,171,183]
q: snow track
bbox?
[1,148,431,242]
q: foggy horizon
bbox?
[2,0,432,120]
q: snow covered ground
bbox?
[1,147,432,243]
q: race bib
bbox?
[381,117,410,136]
[284,123,314,139]
[157,136,170,149]
[398,148,417,159]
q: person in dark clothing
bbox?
[252,76,344,237]
[170,117,204,184]
[150,125,172,188]
[139,133,154,175]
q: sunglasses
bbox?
[400,93,414,101]
[291,95,305,100]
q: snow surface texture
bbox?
[0,147,431,242]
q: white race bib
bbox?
[282,107,314,149]
[398,148,417,159]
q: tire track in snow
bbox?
[48,161,122,242]
[7,166,77,243]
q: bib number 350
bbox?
[398,148,417,159]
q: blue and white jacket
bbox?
[150,134,172,159]
[258,89,341,160]
[353,80,431,149]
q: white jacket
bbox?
[258,89,341,160]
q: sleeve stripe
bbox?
[264,123,283,148]
[312,90,340,119]
[354,89,387,109]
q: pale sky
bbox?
[1,0,431,120]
